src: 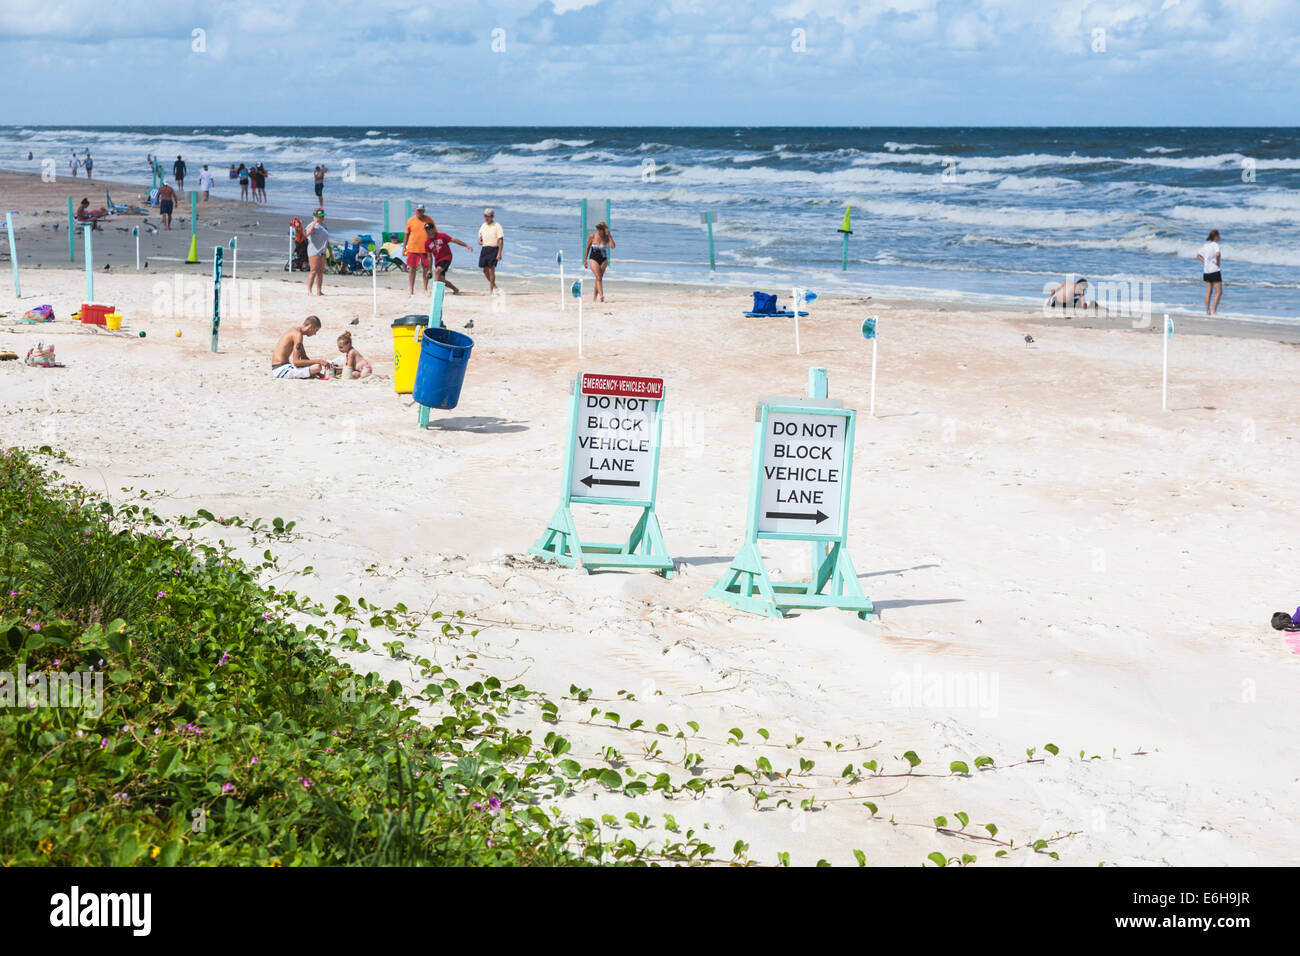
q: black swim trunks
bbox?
[435,258,452,274]
[478,247,499,269]
[1203,271,1222,283]
[314,182,324,197]
[159,200,173,214]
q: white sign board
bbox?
[570,392,658,502]
[757,411,847,535]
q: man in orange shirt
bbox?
[405,204,437,295]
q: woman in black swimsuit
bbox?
[584,221,615,302]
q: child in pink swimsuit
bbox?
[332,332,373,379]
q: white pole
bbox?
[578,291,584,357]
[560,255,565,311]
[371,254,377,317]
[133,227,140,270]
[1162,313,1169,412]
[232,237,238,279]
[288,228,294,271]
[870,336,878,418]
[793,287,801,355]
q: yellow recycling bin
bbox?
[391,315,427,394]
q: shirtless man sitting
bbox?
[1045,276,1092,311]
[270,315,328,379]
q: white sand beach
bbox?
[3,243,1298,866]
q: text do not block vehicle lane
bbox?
[757,411,847,535]
[570,393,658,502]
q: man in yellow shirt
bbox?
[404,204,437,295]
[477,207,504,294]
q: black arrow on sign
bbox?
[581,475,641,488]
[765,510,828,523]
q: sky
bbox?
[4,0,1299,126]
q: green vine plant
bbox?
[3,451,1137,867]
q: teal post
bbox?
[841,232,849,272]
[704,211,716,271]
[84,225,93,301]
[807,367,829,576]
[5,212,19,298]
[383,199,390,235]
[529,375,674,576]
[416,282,446,430]
[67,197,74,263]
[190,191,198,239]
[405,200,412,221]
[604,198,611,265]
[211,245,223,353]
[579,199,587,262]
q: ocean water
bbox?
[3,126,1298,321]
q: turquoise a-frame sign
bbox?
[707,398,872,617]
[529,372,674,576]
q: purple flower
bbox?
[100,738,108,747]
[156,591,166,599]
[221,783,235,793]
[249,757,258,765]
[488,797,502,812]
[32,623,41,631]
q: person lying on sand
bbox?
[1045,276,1092,310]
[270,316,329,379]
[331,331,373,379]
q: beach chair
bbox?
[105,188,131,215]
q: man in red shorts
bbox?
[405,204,436,295]
[426,228,474,296]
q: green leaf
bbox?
[598,769,623,790]
[158,839,181,866]
[927,851,947,867]
[902,750,921,768]
[852,849,866,866]
[558,759,581,779]
[984,823,999,838]
[1044,742,1059,756]
[934,815,948,828]
[954,811,969,828]
[974,755,994,769]
[862,801,878,815]
[156,747,180,778]
[949,760,969,775]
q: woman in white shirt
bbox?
[1197,229,1222,315]
[304,209,329,296]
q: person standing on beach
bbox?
[313,165,328,209]
[249,164,265,204]
[237,164,250,201]
[157,180,177,230]
[198,165,214,201]
[256,163,269,203]
[83,151,93,181]
[404,204,437,295]
[429,229,474,295]
[477,208,504,294]
[584,221,615,302]
[173,156,187,191]
[1197,229,1223,315]
[69,151,79,178]
[304,209,329,296]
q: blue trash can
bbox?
[413,328,474,409]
